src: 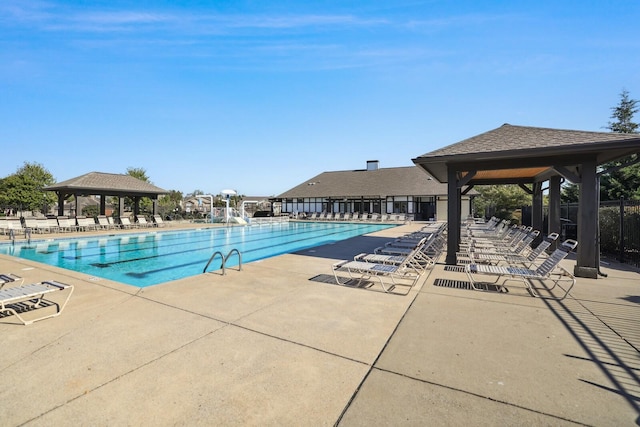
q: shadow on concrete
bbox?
[544,292,640,422]
[621,295,640,305]
[293,235,394,261]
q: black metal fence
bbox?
[523,199,640,269]
[599,199,640,268]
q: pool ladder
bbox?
[203,248,242,275]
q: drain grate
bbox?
[309,274,339,284]
[444,265,466,272]
[309,274,372,288]
[433,278,505,293]
[434,278,471,289]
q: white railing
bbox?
[248,216,290,225]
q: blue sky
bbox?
[2,1,639,196]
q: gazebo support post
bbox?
[548,176,562,251]
[56,193,65,217]
[532,181,544,247]
[133,196,140,218]
[119,197,125,219]
[575,159,599,278]
[445,166,461,265]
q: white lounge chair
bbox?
[0,280,74,325]
[6,219,25,236]
[76,216,97,231]
[23,218,40,233]
[0,273,23,289]
[136,216,152,228]
[375,235,443,268]
[332,257,421,294]
[153,215,166,227]
[120,217,135,229]
[45,217,60,233]
[96,215,112,230]
[33,218,51,233]
[354,247,427,273]
[469,233,559,267]
[108,217,118,229]
[462,224,528,249]
[56,217,76,232]
[458,229,540,261]
[465,239,578,300]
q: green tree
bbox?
[82,205,99,218]
[112,167,154,215]
[0,162,56,213]
[158,190,183,219]
[126,167,150,182]
[473,185,530,222]
[561,182,579,203]
[607,89,639,133]
[600,89,640,201]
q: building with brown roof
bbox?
[274,160,473,221]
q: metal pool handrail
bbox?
[203,249,243,275]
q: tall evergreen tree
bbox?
[606,89,639,134]
[562,89,639,202]
[600,89,640,201]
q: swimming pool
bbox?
[0,222,395,287]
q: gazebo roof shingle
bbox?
[413,123,640,183]
[45,172,167,196]
[423,123,640,158]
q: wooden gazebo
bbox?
[44,172,168,219]
[412,124,640,278]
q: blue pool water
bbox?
[0,222,395,287]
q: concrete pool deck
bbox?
[1,222,638,425]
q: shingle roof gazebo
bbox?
[412,124,640,279]
[44,172,168,218]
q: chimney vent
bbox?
[366,160,379,171]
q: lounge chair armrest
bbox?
[41,280,71,290]
[332,260,350,269]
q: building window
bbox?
[394,201,408,214]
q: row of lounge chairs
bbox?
[0,215,166,236]
[307,212,409,222]
[331,222,447,294]
[457,219,578,300]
